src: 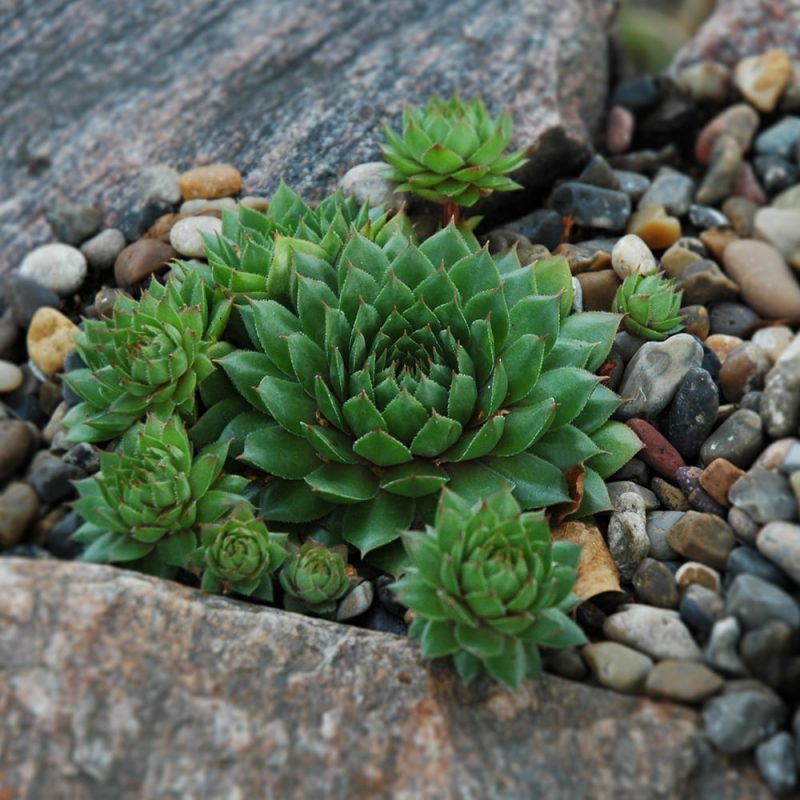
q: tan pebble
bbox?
[142,213,184,242]
[611,234,657,279]
[722,197,757,237]
[734,49,792,113]
[0,481,40,548]
[240,196,269,212]
[755,438,797,472]
[751,325,794,362]
[679,305,709,339]
[699,458,744,507]
[627,205,681,250]
[700,228,739,262]
[169,216,222,258]
[753,207,800,260]
[26,308,78,376]
[180,197,238,215]
[704,334,743,362]
[0,360,24,393]
[114,240,176,289]
[694,104,760,165]
[772,184,800,211]
[660,244,702,279]
[575,270,620,311]
[675,562,721,594]
[731,160,767,206]
[553,243,611,274]
[178,163,241,200]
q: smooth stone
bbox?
[753,154,798,194]
[646,512,683,561]
[616,334,704,420]
[625,419,684,481]
[704,616,748,677]
[675,562,721,594]
[335,580,374,622]
[0,361,24,394]
[645,660,723,705]
[723,239,800,323]
[637,168,694,217]
[679,584,724,636]
[740,621,794,688]
[608,456,650,485]
[632,558,679,609]
[43,509,83,560]
[734,49,792,112]
[169,216,222,258]
[705,333,743,363]
[677,466,728,517]
[18,243,88,296]
[505,209,563,250]
[549,183,631,232]
[757,521,800,585]
[138,164,182,206]
[63,442,100,475]
[625,204,681,250]
[696,134,742,207]
[752,326,794,363]
[678,305,709,340]
[44,202,100,245]
[754,207,800,260]
[611,74,662,112]
[4,274,60,327]
[755,116,800,158]
[27,451,83,504]
[80,228,127,271]
[0,481,40,548]
[761,332,800,438]
[729,469,797,524]
[541,648,588,682]
[574,270,620,311]
[178,163,241,200]
[577,154,619,190]
[603,604,702,662]
[239,196,269,212]
[605,105,634,156]
[709,303,760,339]
[606,492,649,582]
[650,477,690,512]
[722,196,757,237]
[675,61,730,105]
[606,481,658,511]
[0,420,37,484]
[688,204,729,230]
[726,574,800,632]
[773,183,800,210]
[700,409,764,469]
[732,160,767,205]
[581,642,653,694]
[666,511,736,571]
[718,342,771,403]
[26,308,78,376]
[699,458,744,508]
[114,240,177,288]
[755,732,798,796]
[339,162,405,211]
[666,367,719,461]
[703,686,788,755]
[694,104,760,165]
[613,170,650,201]
[610,234,656,279]
[674,259,739,307]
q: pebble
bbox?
[704,616,748,676]
[734,49,792,113]
[0,481,40,548]
[757,521,800,585]
[755,116,800,159]
[138,164,181,206]
[179,197,237,215]
[773,184,800,210]
[709,303,760,339]
[698,459,743,508]
[754,208,800,262]
[674,259,739,307]
[64,441,100,475]
[113,240,177,289]
[239,196,269,212]
[729,469,797,524]
[606,481,658,511]
[606,106,634,155]
[666,511,736,571]
[696,135,743,207]
[700,409,764,469]
[651,477,690,512]
[676,466,727,516]
[335,580,374,621]
[542,648,588,682]
[581,641,653,693]
[733,161,768,205]
[616,334,704,420]
[637,167,694,217]
[168,216,222,258]
[606,491,649,582]
[704,685,787,754]
[178,163,241,200]
[27,451,83,504]
[603,604,701,662]
[782,440,800,473]
[726,573,800,632]
[625,419,684,480]
[755,732,798,796]
[718,341,771,402]
[0,360,24,394]
[506,209,563,250]
[688,204,729,230]
[705,333,743,363]
[18,243,88,297]
[675,61,730,105]
[5,274,60,327]
[79,228,126,272]
[0,420,37,484]
[611,74,662,112]
[646,511,682,561]
[752,326,794,363]
[141,213,182,243]
[722,196,757,237]
[555,242,611,274]
[645,660,723,705]
[761,333,800,438]
[741,621,794,688]
[695,104,760,165]
[549,183,631,232]
[577,155,619,190]
[675,562,721,594]
[26,308,78,376]
[608,456,650,485]
[45,510,83,560]
[625,204,681,249]
[665,367,718,462]
[699,228,739,263]
[680,584,724,636]
[339,162,405,211]
[754,154,798,194]
[44,202,100,245]
[614,170,650,201]
[610,234,657,279]
[678,305,709,339]
[632,558,679,608]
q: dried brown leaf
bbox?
[551,519,621,602]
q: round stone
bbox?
[610,234,657,280]
[752,326,794,363]
[626,204,681,249]
[705,617,748,676]
[603,604,702,661]
[19,243,88,296]
[666,367,719,461]
[606,491,649,582]
[699,458,744,508]
[169,216,223,258]
[0,360,24,394]
[44,202,101,245]
[178,163,241,200]
[645,660,723,704]
[695,104,759,165]
[339,162,405,211]
[138,164,181,206]
[335,580,374,621]
[696,135,742,207]
[26,308,79,376]
[666,511,736,571]
[675,562,721,593]
[637,168,695,217]
[632,558,679,608]
[734,49,792,113]
[700,409,764,469]
[646,511,683,561]
[756,732,798,796]
[0,481,40,548]
[80,228,127,271]
[718,342,771,403]
[675,61,730,104]
[757,521,800,585]
[729,469,797,524]
[726,574,800,632]
[114,240,177,288]
[581,641,653,693]
[754,207,800,261]
[680,584,724,636]
[703,686,787,755]
[0,420,37,483]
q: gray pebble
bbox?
[339,162,405,212]
[666,367,719,461]
[700,409,764,469]
[18,243,87,296]
[603,604,701,661]
[80,228,126,271]
[613,170,651,201]
[578,154,620,190]
[755,116,800,158]
[703,686,787,754]
[704,616,748,676]
[646,511,683,561]
[606,492,649,582]
[756,732,798,796]
[680,584,724,636]
[138,164,181,206]
[727,546,791,590]
[44,202,100,245]
[632,558,679,608]
[740,621,794,688]
[549,183,631,232]
[27,451,84,504]
[638,167,694,217]
[726,573,800,632]
[606,481,658,511]
[581,641,653,693]
[688,204,730,229]
[757,521,800,585]
[729,468,797,524]
[335,580,374,621]
[762,333,800,439]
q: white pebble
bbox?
[19,243,88,296]
[339,161,406,211]
[0,360,24,393]
[179,197,238,215]
[169,216,223,258]
[611,234,658,280]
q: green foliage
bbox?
[614,272,684,341]
[279,540,358,616]
[382,96,527,207]
[63,272,230,443]
[393,487,586,688]
[72,414,247,576]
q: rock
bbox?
[705,334,743,363]
[726,574,800,632]
[728,507,761,547]
[179,163,242,200]
[603,604,702,662]
[666,511,736,571]
[614,170,650,201]
[44,202,101,245]
[699,459,744,508]
[761,332,800,438]
[666,367,719,461]
[704,616,748,677]
[616,334,704,420]
[722,196,757,237]
[700,409,764,469]
[335,580,374,622]
[26,308,78,376]
[632,558,679,609]
[606,491,649,582]
[576,154,618,190]
[542,648,588,682]
[18,243,88,296]
[755,116,800,158]
[114,240,177,289]
[0,360,24,394]
[80,228,127,272]
[27,451,83,504]
[45,510,83,560]
[645,661,723,705]
[651,478,690,512]
[753,154,798,194]
[707,303,759,340]
[678,305,709,340]
[625,419,684,481]
[676,466,727,517]
[505,208,564,250]
[581,641,653,694]
[180,197,237,215]
[611,74,662,112]
[626,204,681,250]
[754,208,800,262]
[740,621,794,688]
[755,733,798,796]
[729,469,797,524]
[339,162,405,211]
[646,511,682,561]
[757,521,800,585]
[548,183,630,232]
[0,482,40,548]
[703,686,787,755]
[675,61,730,105]
[4,273,60,327]
[574,270,620,312]
[637,168,695,218]
[734,49,792,113]
[688,204,729,230]
[752,326,794,363]
[610,234,656,280]
[605,106,634,155]
[694,104,760,166]
[138,165,182,206]
[680,584,725,636]
[606,481,658,511]
[718,342,771,403]
[674,259,739,307]
[696,135,742,207]
[723,240,800,323]
[168,216,222,258]
[0,559,769,799]
[675,562,721,594]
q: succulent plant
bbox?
[195,502,288,600]
[614,272,684,341]
[72,414,247,576]
[382,96,527,217]
[279,540,357,616]
[393,487,586,688]
[197,224,641,572]
[63,272,231,444]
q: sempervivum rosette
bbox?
[200,225,640,570]
[393,487,585,688]
[72,414,247,575]
[614,272,684,341]
[63,272,231,443]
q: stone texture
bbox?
[0,0,617,269]
[0,559,770,799]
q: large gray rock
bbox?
[0,0,617,270]
[0,559,769,798]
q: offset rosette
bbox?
[393,488,586,687]
[279,541,357,616]
[614,272,684,341]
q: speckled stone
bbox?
[757,521,800,585]
[80,228,127,271]
[581,642,654,694]
[680,584,724,637]
[703,686,788,755]
[603,604,702,662]
[710,304,760,341]
[26,308,79,376]
[729,469,797,524]
[666,512,736,571]
[704,617,748,677]
[696,135,742,207]
[645,661,723,705]
[632,558,679,609]
[726,574,800,632]
[606,492,649,582]
[675,61,730,105]
[549,183,631,232]
[18,243,87,296]
[761,332,800,438]
[700,409,764,469]
[756,732,798,796]
[666,367,719,461]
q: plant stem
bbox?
[442,200,461,227]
